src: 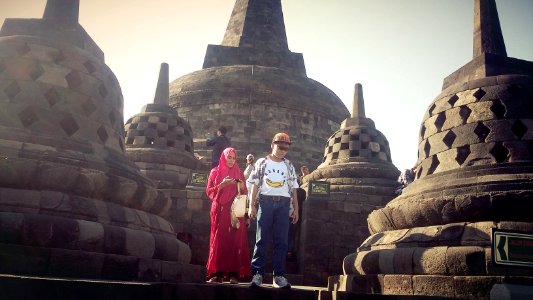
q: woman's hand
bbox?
[219,176,237,190]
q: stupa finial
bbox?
[473,0,507,58]
[43,0,80,23]
[221,0,289,51]
[352,83,366,119]
[153,63,169,106]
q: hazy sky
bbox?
[1,0,532,170]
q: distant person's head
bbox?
[217,126,227,136]
[246,154,254,164]
[300,166,309,176]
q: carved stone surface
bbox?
[125,63,201,189]
[337,1,533,299]
[299,84,399,285]
[169,0,349,169]
[0,1,201,282]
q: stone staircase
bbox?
[0,274,461,300]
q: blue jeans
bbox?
[251,195,291,276]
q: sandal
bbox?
[229,276,239,284]
[208,276,222,283]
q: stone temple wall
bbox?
[170,65,346,170]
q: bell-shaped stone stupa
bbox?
[336,1,533,298]
[169,0,349,169]
[299,84,399,285]
[125,63,200,189]
[0,0,197,281]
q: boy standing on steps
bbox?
[248,133,299,289]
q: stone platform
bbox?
[0,274,460,300]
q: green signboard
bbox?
[189,172,208,187]
[308,181,330,197]
[493,229,533,268]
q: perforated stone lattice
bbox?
[0,38,125,151]
[323,127,392,164]
[124,114,194,154]
[416,79,533,178]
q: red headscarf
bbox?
[207,147,245,204]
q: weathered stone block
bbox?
[383,275,413,295]
[413,275,454,297]
[446,246,486,275]
[413,247,447,275]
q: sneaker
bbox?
[250,274,262,288]
[273,276,291,289]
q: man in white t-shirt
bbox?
[248,133,299,289]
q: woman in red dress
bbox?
[206,147,251,283]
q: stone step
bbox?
[0,274,461,300]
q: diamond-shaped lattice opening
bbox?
[350,150,359,157]
[129,123,138,130]
[427,155,440,175]
[340,143,349,150]
[146,137,154,145]
[44,88,60,107]
[442,130,456,148]
[59,116,80,136]
[343,129,350,135]
[416,165,423,179]
[99,84,108,98]
[361,142,369,149]
[455,145,471,165]
[139,116,148,122]
[490,100,506,119]
[18,106,38,127]
[148,123,157,129]
[82,99,97,116]
[350,134,360,141]
[159,116,167,123]
[332,152,339,160]
[83,60,96,74]
[428,103,437,116]
[420,125,426,139]
[157,130,166,137]
[334,136,341,143]
[434,113,446,131]
[459,106,472,124]
[473,88,486,100]
[423,139,431,158]
[474,122,490,142]
[97,126,109,143]
[507,84,521,96]
[448,94,459,107]
[327,146,333,154]
[51,51,66,63]
[108,111,116,125]
[28,63,44,80]
[4,81,21,101]
[167,140,175,147]
[16,42,31,55]
[490,142,509,163]
[65,71,82,88]
[511,119,528,140]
